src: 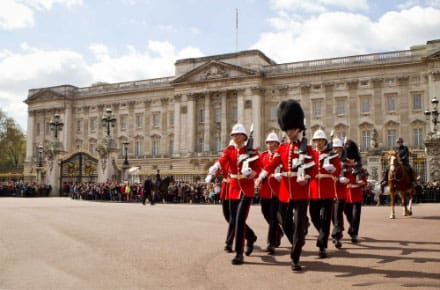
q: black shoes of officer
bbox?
[231,254,244,265]
[245,236,257,256]
[332,238,342,249]
[319,247,328,258]
[265,245,275,255]
[291,261,302,271]
[351,235,358,243]
[224,244,233,253]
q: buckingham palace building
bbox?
[24,39,440,192]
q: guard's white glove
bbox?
[205,175,213,183]
[208,162,220,175]
[323,164,336,173]
[241,167,254,178]
[339,176,349,184]
[273,172,282,182]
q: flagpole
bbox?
[235,8,238,52]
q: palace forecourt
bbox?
[1,198,439,290]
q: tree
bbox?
[0,109,26,170]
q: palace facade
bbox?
[24,39,440,188]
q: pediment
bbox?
[172,60,259,84]
[25,89,64,104]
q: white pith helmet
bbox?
[333,137,343,148]
[230,123,248,137]
[265,132,280,143]
[312,129,327,141]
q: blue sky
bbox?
[1,0,440,132]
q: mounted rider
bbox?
[381,137,414,192]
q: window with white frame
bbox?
[120,115,127,130]
[337,131,346,140]
[152,139,159,156]
[89,143,96,154]
[312,100,322,117]
[386,95,396,112]
[413,128,423,147]
[361,130,371,151]
[135,140,142,157]
[336,99,346,116]
[136,114,143,129]
[412,94,422,111]
[169,139,174,154]
[387,129,397,147]
[152,113,160,128]
[360,96,370,114]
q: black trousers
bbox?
[331,199,346,241]
[261,197,283,247]
[309,198,333,249]
[222,199,230,223]
[344,202,362,237]
[226,197,256,253]
[278,200,308,264]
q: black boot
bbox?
[232,254,244,265]
[245,236,257,256]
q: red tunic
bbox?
[259,151,280,199]
[345,160,367,203]
[310,149,341,200]
[217,145,262,200]
[262,142,316,203]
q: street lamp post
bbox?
[102,108,117,137]
[123,141,129,167]
[49,114,64,139]
[424,97,439,133]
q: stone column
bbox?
[220,91,228,147]
[25,110,35,163]
[347,79,359,140]
[236,89,245,124]
[250,87,262,147]
[204,93,211,152]
[173,95,181,157]
[64,102,73,153]
[187,94,195,154]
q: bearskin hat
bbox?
[344,139,361,162]
[277,99,306,131]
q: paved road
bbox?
[0,198,439,290]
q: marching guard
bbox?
[258,132,284,254]
[256,99,315,271]
[310,129,341,258]
[206,123,262,265]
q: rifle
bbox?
[238,123,257,164]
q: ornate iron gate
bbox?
[60,152,98,184]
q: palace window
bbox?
[198,109,205,123]
[152,139,160,156]
[89,143,96,154]
[231,104,237,123]
[387,129,397,147]
[215,108,221,123]
[336,99,346,116]
[76,120,81,133]
[215,134,221,152]
[169,139,174,155]
[412,94,422,111]
[413,128,423,147]
[36,123,40,136]
[361,130,371,151]
[312,100,322,117]
[197,136,204,152]
[135,141,142,157]
[386,95,396,113]
[360,97,370,114]
[169,112,174,127]
[136,114,143,129]
[270,105,277,121]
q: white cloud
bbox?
[0,0,34,30]
[252,6,440,63]
[0,41,203,132]
[0,0,82,31]
[270,0,368,13]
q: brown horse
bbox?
[386,150,414,219]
